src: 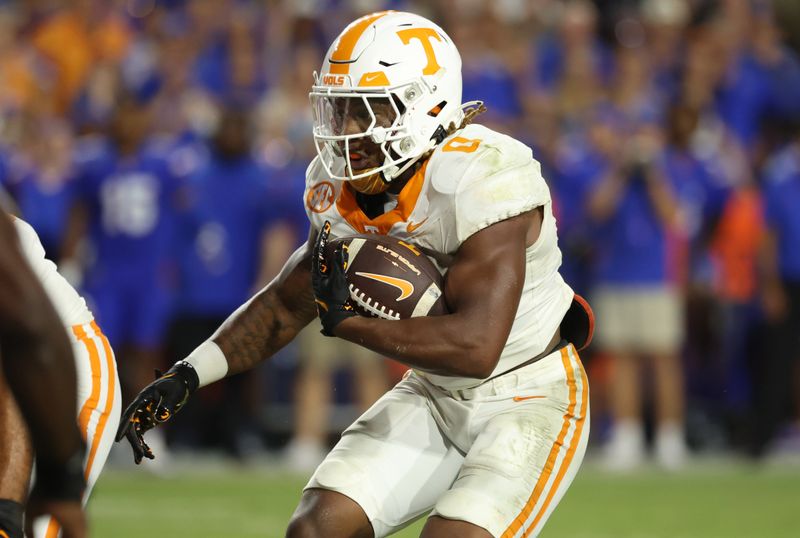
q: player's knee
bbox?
[285,489,373,538]
[285,512,319,538]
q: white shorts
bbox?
[306,344,590,537]
[34,320,121,538]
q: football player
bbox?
[1,214,120,538]
[0,213,87,538]
[119,11,593,538]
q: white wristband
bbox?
[183,341,228,388]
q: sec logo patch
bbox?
[307,182,335,213]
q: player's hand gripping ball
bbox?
[312,221,358,336]
[325,230,449,321]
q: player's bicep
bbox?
[444,211,537,355]
[213,238,316,374]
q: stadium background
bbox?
[2,0,800,535]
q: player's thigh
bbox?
[434,349,590,537]
[305,378,464,538]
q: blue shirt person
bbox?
[62,95,182,415]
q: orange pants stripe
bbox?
[41,321,119,538]
[502,345,588,537]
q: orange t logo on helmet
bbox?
[310,11,465,185]
[396,28,443,75]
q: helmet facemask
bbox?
[310,78,443,193]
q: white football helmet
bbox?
[310,11,464,192]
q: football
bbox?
[327,234,448,320]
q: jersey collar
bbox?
[336,159,428,234]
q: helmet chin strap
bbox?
[383,137,437,182]
[349,123,448,193]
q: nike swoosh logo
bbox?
[364,72,383,83]
[355,272,414,301]
[512,395,546,402]
[406,218,428,233]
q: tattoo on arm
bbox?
[213,242,317,375]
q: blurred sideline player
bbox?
[118,11,593,538]
[287,313,388,473]
[2,215,120,538]
[0,212,87,538]
[61,93,176,461]
[167,107,274,457]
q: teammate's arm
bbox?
[333,209,540,379]
[0,214,86,537]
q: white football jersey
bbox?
[304,123,574,389]
[13,217,94,327]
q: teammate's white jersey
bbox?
[13,217,93,327]
[12,216,120,538]
[304,123,574,389]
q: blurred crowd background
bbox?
[2,0,800,473]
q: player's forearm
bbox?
[186,243,317,380]
[335,313,503,378]
[211,286,314,376]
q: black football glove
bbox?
[312,221,356,336]
[115,362,198,464]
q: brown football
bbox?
[328,234,448,320]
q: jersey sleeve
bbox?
[12,217,48,280]
[453,142,550,243]
[13,217,92,326]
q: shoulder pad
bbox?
[427,124,537,194]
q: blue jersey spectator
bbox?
[13,170,75,258]
[177,111,273,317]
[66,96,181,352]
[11,124,77,258]
[167,107,277,458]
[584,107,690,471]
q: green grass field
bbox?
[88,459,800,537]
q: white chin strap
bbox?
[382,138,437,181]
